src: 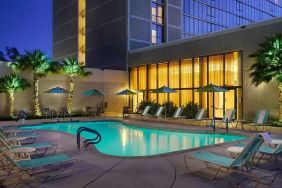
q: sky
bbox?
[0,0,52,57]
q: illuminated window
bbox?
[78,0,85,65]
[152,0,164,44]
[129,51,242,118]
[138,66,147,90]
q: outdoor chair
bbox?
[96,107,102,116]
[186,108,207,126]
[140,106,151,117]
[227,133,282,165]
[218,109,236,128]
[184,135,277,187]
[241,110,271,131]
[0,137,57,160]
[15,110,28,123]
[122,106,131,118]
[0,149,77,187]
[152,106,165,119]
[42,108,51,119]
[172,107,185,119]
[82,106,92,117]
[60,107,72,121]
[0,129,39,145]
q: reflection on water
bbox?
[21,121,245,157]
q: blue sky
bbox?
[0,0,52,57]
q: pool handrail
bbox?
[77,127,102,149]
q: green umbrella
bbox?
[116,89,137,107]
[44,87,69,115]
[151,86,177,118]
[196,84,228,130]
[83,89,105,108]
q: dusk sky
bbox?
[0,0,52,56]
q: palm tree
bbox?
[0,47,27,72]
[0,74,30,117]
[23,50,57,116]
[61,58,91,113]
[249,34,282,121]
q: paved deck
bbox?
[0,118,281,188]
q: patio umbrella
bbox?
[151,86,177,118]
[44,87,69,115]
[116,89,137,107]
[83,89,105,107]
[196,84,228,130]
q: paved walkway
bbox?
[0,118,281,188]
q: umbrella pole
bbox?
[57,93,59,119]
[212,92,215,131]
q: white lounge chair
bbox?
[172,107,184,119]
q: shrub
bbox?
[137,100,156,113]
[149,101,161,115]
[183,102,199,119]
[271,121,282,127]
[162,101,177,117]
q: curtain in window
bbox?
[225,52,241,86]
[138,66,147,90]
[194,58,200,88]
[181,59,193,88]
[158,63,168,87]
[169,92,179,106]
[130,67,138,90]
[148,64,157,89]
[180,90,192,106]
[208,55,224,86]
[169,61,179,88]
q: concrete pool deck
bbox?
[0,117,281,188]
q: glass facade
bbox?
[182,0,282,38]
[129,51,242,119]
[152,0,165,44]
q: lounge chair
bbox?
[242,110,270,131]
[0,130,39,145]
[218,109,236,128]
[184,135,276,186]
[227,133,282,165]
[0,137,57,159]
[140,106,151,117]
[0,149,77,187]
[152,106,165,119]
[0,126,35,137]
[186,108,207,126]
[172,107,184,119]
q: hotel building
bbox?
[53,0,282,119]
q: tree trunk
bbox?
[9,91,15,117]
[67,77,75,113]
[33,74,42,116]
[278,83,282,121]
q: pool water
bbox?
[20,121,246,157]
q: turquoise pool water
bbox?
[20,121,246,157]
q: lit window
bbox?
[152,24,163,44]
[151,0,164,44]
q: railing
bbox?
[77,127,101,149]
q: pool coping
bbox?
[16,118,252,159]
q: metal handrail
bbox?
[77,127,101,149]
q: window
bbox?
[152,0,164,44]
[152,24,164,44]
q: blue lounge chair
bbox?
[0,130,39,145]
[184,135,276,186]
[0,137,57,158]
[0,149,77,187]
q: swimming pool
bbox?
[20,121,246,157]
